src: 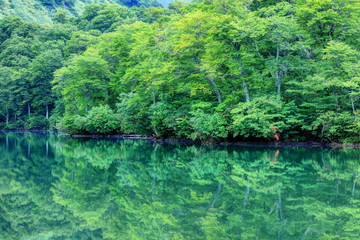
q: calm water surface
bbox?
[0,131,359,240]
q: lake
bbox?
[0,131,359,239]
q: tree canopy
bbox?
[0,0,360,143]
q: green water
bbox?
[0,131,359,240]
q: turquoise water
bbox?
[0,131,359,239]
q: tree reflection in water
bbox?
[0,131,359,239]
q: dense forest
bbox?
[0,0,359,142]
[0,0,162,23]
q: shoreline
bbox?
[2,129,360,149]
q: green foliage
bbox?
[0,0,162,24]
[1,0,360,143]
[148,102,176,137]
[116,93,151,134]
[84,105,120,134]
[56,105,120,134]
[53,49,111,115]
[231,96,302,140]
[24,116,49,129]
[309,111,360,142]
[188,102,228,141]
[56,115,87,134]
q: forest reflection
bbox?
[0,131,359,239]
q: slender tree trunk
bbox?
[27,102,31,117]
[6,110,9,126]
[351,95,356,118]
[276,45,280,61]
[270,71,282,95]
[74,103,78,115]
[46,104,49,119]
[85,93,91,111]
[274,47,287,95]
[276,71,282,95]
[275,45,280,94]
[206,77,222,103]
[242,80,250,103]
[321,125,325,141]
[238,63,251,103]
[153,126,159,137]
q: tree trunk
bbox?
[6,110,9,126]
[273,47,288,95]
[276,71,282,95]
[74,104,78,114]
[351,95,356,118]
[276,45,280,61]
[243,80,250,103]
[206,77,222,103]
[27,102,31,117]
[275,46,281,95]
[238,63,251,103]
[85,93,91,111]
[153,125,159,137]
[46,104,49,119]
[270,71,282,95]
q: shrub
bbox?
[56,115,87,134]
[84,105,120,134]
[148,102,175,137]
[25,116,49,129]
[57,105,120,134]
[310,111,359,142]
[231,96,302,140]
[116,93,151,134]
[189,109,228,141]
